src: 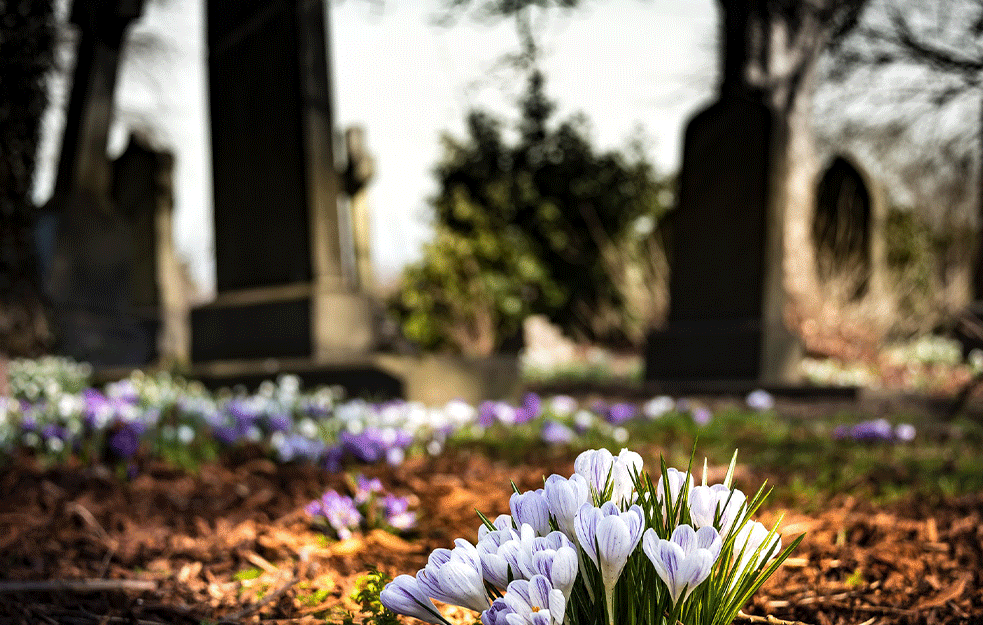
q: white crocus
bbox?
[510,490,552,537]
[656,468,693,520]
[479,514,515,540]
[730,521,781,584]
[543,473,590,541]
[477,526,521,589]
[574,502,644,625]
[643,524,721,605]
[380,574,449,624]
[574,448,644,505]
[416,539,490,613]
[688,484,746,537]
[500,575,566,625]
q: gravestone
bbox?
[192,0,377,363]
[645,0,800,384]
[111,134,188,366]
[813,155,891,303]
[45,0,151,367]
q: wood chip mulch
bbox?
[0,449,979,625]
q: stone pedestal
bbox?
[193,0,377,364]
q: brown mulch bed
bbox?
[0,450,980,625]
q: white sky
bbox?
[33,0,717,296]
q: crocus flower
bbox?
[574,448,642,504]
[384,494,417,530]
[692,407,712,426]
[477,526,521,589]
[607,403,636,425]
[575,502,644,622]
[416,539,489,613]
[656,468,693,520]
[380,574,448,624]
[688,484,746,537]
[522,393,542,419]
[730,521,781,583]
[548,395,578,417]
[642,524,721,605]
[478,514,515,540]
[510,490,551,537]
[543,473,590,541]
[540,421,575,445]
[354,475,384,504]
[497,575,566,625]
[894,423,916,441]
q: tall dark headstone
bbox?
[46,0,151,367]
[646,0,800,384]
[192,0,375,363]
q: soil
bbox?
[0,447,979,625]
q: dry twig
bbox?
[735,611,815,625]
[0,579,157,593]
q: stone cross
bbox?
[53,0,145,200]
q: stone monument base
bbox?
[190,284,377,362]
[646,317,800,383]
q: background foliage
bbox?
[392,71,674,355]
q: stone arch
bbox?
[813,155,875,300]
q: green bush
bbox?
[392,71,673,354]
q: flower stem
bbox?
[605,587,615,625]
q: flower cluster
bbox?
[306,474,417,539]
[833,418,916,443]
[380,448,798,625]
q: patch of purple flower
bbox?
[607,402,637,425]
[306,490,362,540]
[383,493,417,530]
[833,419,916,443]
[541,420,576,445]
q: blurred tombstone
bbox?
[192,0,378,363]
[111,133,188,366]
[645,0,800,384]
[813,155,888,304]
[45,0,151,367]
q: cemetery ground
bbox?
[0,401,981,625]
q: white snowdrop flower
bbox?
[495,404,517,426]
[573,410,594,431]
[269,431,285,450]
[258,380,276,398]
[178,425,195,444]
[895,423,916,442]
[427,440,443,456]
[47,437,64,454]
[613,427,629,444]
[445,399,477,424]
[746,390,775,411]
[643,396,675,419]
[386,447,405,466]
[549,395,578,417]
[297,418,318,438]
[245,426,263,442]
